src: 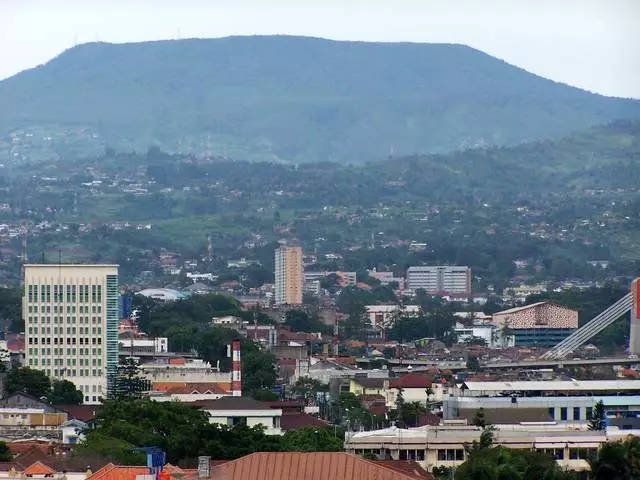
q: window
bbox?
[544,448,564,460]
[560,407,568,421]
[570,448,596,460]
[573,407,581,420]
[437,449,464,461]
[586,407,593,420]
[229,417,247,426]
[548,407,555,419]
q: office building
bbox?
[23,264,119,404]
[275,246,303,305]
[406,266,471,296]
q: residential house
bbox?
[190,397,283,435]
[387,374,436,409]
[0,393,68,441]
[350,378,388,397]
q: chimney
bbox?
[232,340,242,397]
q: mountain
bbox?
[1,35,640,163]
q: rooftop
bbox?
[190,396,274,411]
[493,302,577,315]
[460,380,640,392]
[207,452,429,480]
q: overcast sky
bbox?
[2,0,639,98]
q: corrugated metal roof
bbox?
[461,380,640,391]
[208,452,425,480]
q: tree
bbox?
[284,309,329,334]
[74,432,147,465]
[467,355,481,372]
[465,336,488,346]
[471,407,487,429]
[394,388,406,427]
[588,400,607,431]
[455,446,572,480]
[112,358,151,400]
[280,427,343,452]
[6,367,51,399]
[250,388,279,401]
[86,399,283,463]
[0,288,22,333]
[242,348,277,393]
[589,436,640,480]
[0,442,11,462]
[292,377,328,402]
[49,379,83,404]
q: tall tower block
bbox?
[630,278,640,355]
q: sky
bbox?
[1,0,639,98]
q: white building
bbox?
[345,424,636,473]
[365,305,421,331]
[118,336,168,355]
[139,358,230,384]
[454,322,497,347]
[304,271,357,286]
[24,264,120,404]
[445,380,640,427]
[194,397,283,435]
[136,288,189,301]
[406,266,471,297]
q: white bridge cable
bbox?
[541,293,632,360]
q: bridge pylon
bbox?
[630,278,640,355]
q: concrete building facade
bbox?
[275,246,303,305]
[23,264,119,404]
[406,266,471,296]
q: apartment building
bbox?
[23,264,119,404]
[275,246,303,305]
[406,266,471,296]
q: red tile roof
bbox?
[24,462,56,476]
[55,404,100,422]
[390,373,434,389]
[88,464,149,480]
[371,461,434,480]
[280,413,329,431]
[207,452,426,480]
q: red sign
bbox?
[636,278,640,319]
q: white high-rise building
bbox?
[406,266,471,297]
[274,246,303,305]
[23,264,119,404]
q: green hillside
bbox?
[1,35,640,163]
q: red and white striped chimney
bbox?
[231,340,242,397]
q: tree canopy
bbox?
[6,367,84,404]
